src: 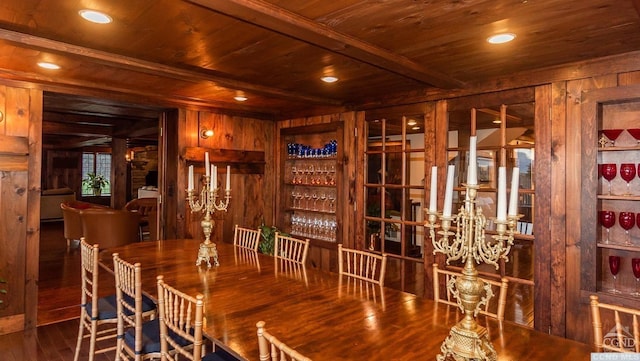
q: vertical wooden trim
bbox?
[164,110,180,240]
[342,111,358,250]
[25,88,42,331]
[423,101,437,298]
[355,111,366,251]
[549,81,567,336]
[111,138,127,209]
[534,84,552,333]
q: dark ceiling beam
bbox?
[0,66,282,119]
[42,121,113,137]
[188,0,464,89]
[0,28,342,106]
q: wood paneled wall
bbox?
[0,85,41,334]
[178,109,274,244]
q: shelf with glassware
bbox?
[581,85,640,305]
[596,131,640,299]
[278,123,343,246]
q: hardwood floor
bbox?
[0,221,534,360]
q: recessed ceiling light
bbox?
[79,9,113,24]
[37,62,60,70]
[407,119,417,126]
[321,76,338,83]
[493,119,502,124]
[412,126,420,130]
[487,33,516,44]
[234,95,248,102]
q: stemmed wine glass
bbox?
[619,212,636,245]
[620,163,636,196]
[627,128,640,145]
[599,210,615,244]
[602,129,624,147]
[609,255,621,294]
[632,258,640,297]
[601,163,617,195]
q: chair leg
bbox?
[73,316,84,361]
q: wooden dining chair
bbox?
[338,244,387,286]
[432,263,509,322]
[113,253,159,361]
[73,239,119,361]
[274,232,309,264]
[256,321,312,361]
[590,294,640,352]
[233,224,261,251]
[156,275,239,361]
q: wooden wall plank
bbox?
[534,84,552,333]
[0,155,28,171]
[549,81,567,337]
[0,135,28,154]
[25,88,41,330]
[5,87,29,137]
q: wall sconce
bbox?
[201,128,214,139]
[125,150,135,162]
[0,111,3,122]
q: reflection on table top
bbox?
[99,239,591,360]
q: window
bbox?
[81,152,111,196]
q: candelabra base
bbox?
[196,241,219,268]
[436,323,497,361]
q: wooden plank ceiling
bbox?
[0,0,639,148]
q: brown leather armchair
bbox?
[60,201,107,250]
[81,208,141,249]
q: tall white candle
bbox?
[429,166,438,212]
[212,165,217,189]
[188,165,194,191]
[225,165,231,191]
[497,167,507,221]
[205,152,210,177]
[508,167,520,217]
[443,165,455,217]
[467,136,477,185]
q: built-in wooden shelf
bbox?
[183,147,265,174]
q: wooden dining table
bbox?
[99,239,592,361]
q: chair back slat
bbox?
[590,295,640,353]
[432,263,508,322]
[157,275,204,361]
[338,245,387,286]
[256,321,311,361]
[274,233,309,264]
[113,253,158,360]
[234,224,261,251]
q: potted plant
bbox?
[83,173,109,196]
[258,223,288,256]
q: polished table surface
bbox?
[99,239,591,361]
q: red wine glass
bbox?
[619,212,636,245]
[628,128,640,145]
[601,163,617,195]
[602,129,624,147]
[599,210,615,244]
[609,255,621,294]
[620,163,636,195]
[632,258,640,297]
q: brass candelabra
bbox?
[427,184,518,361]
[187,171,231,267]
